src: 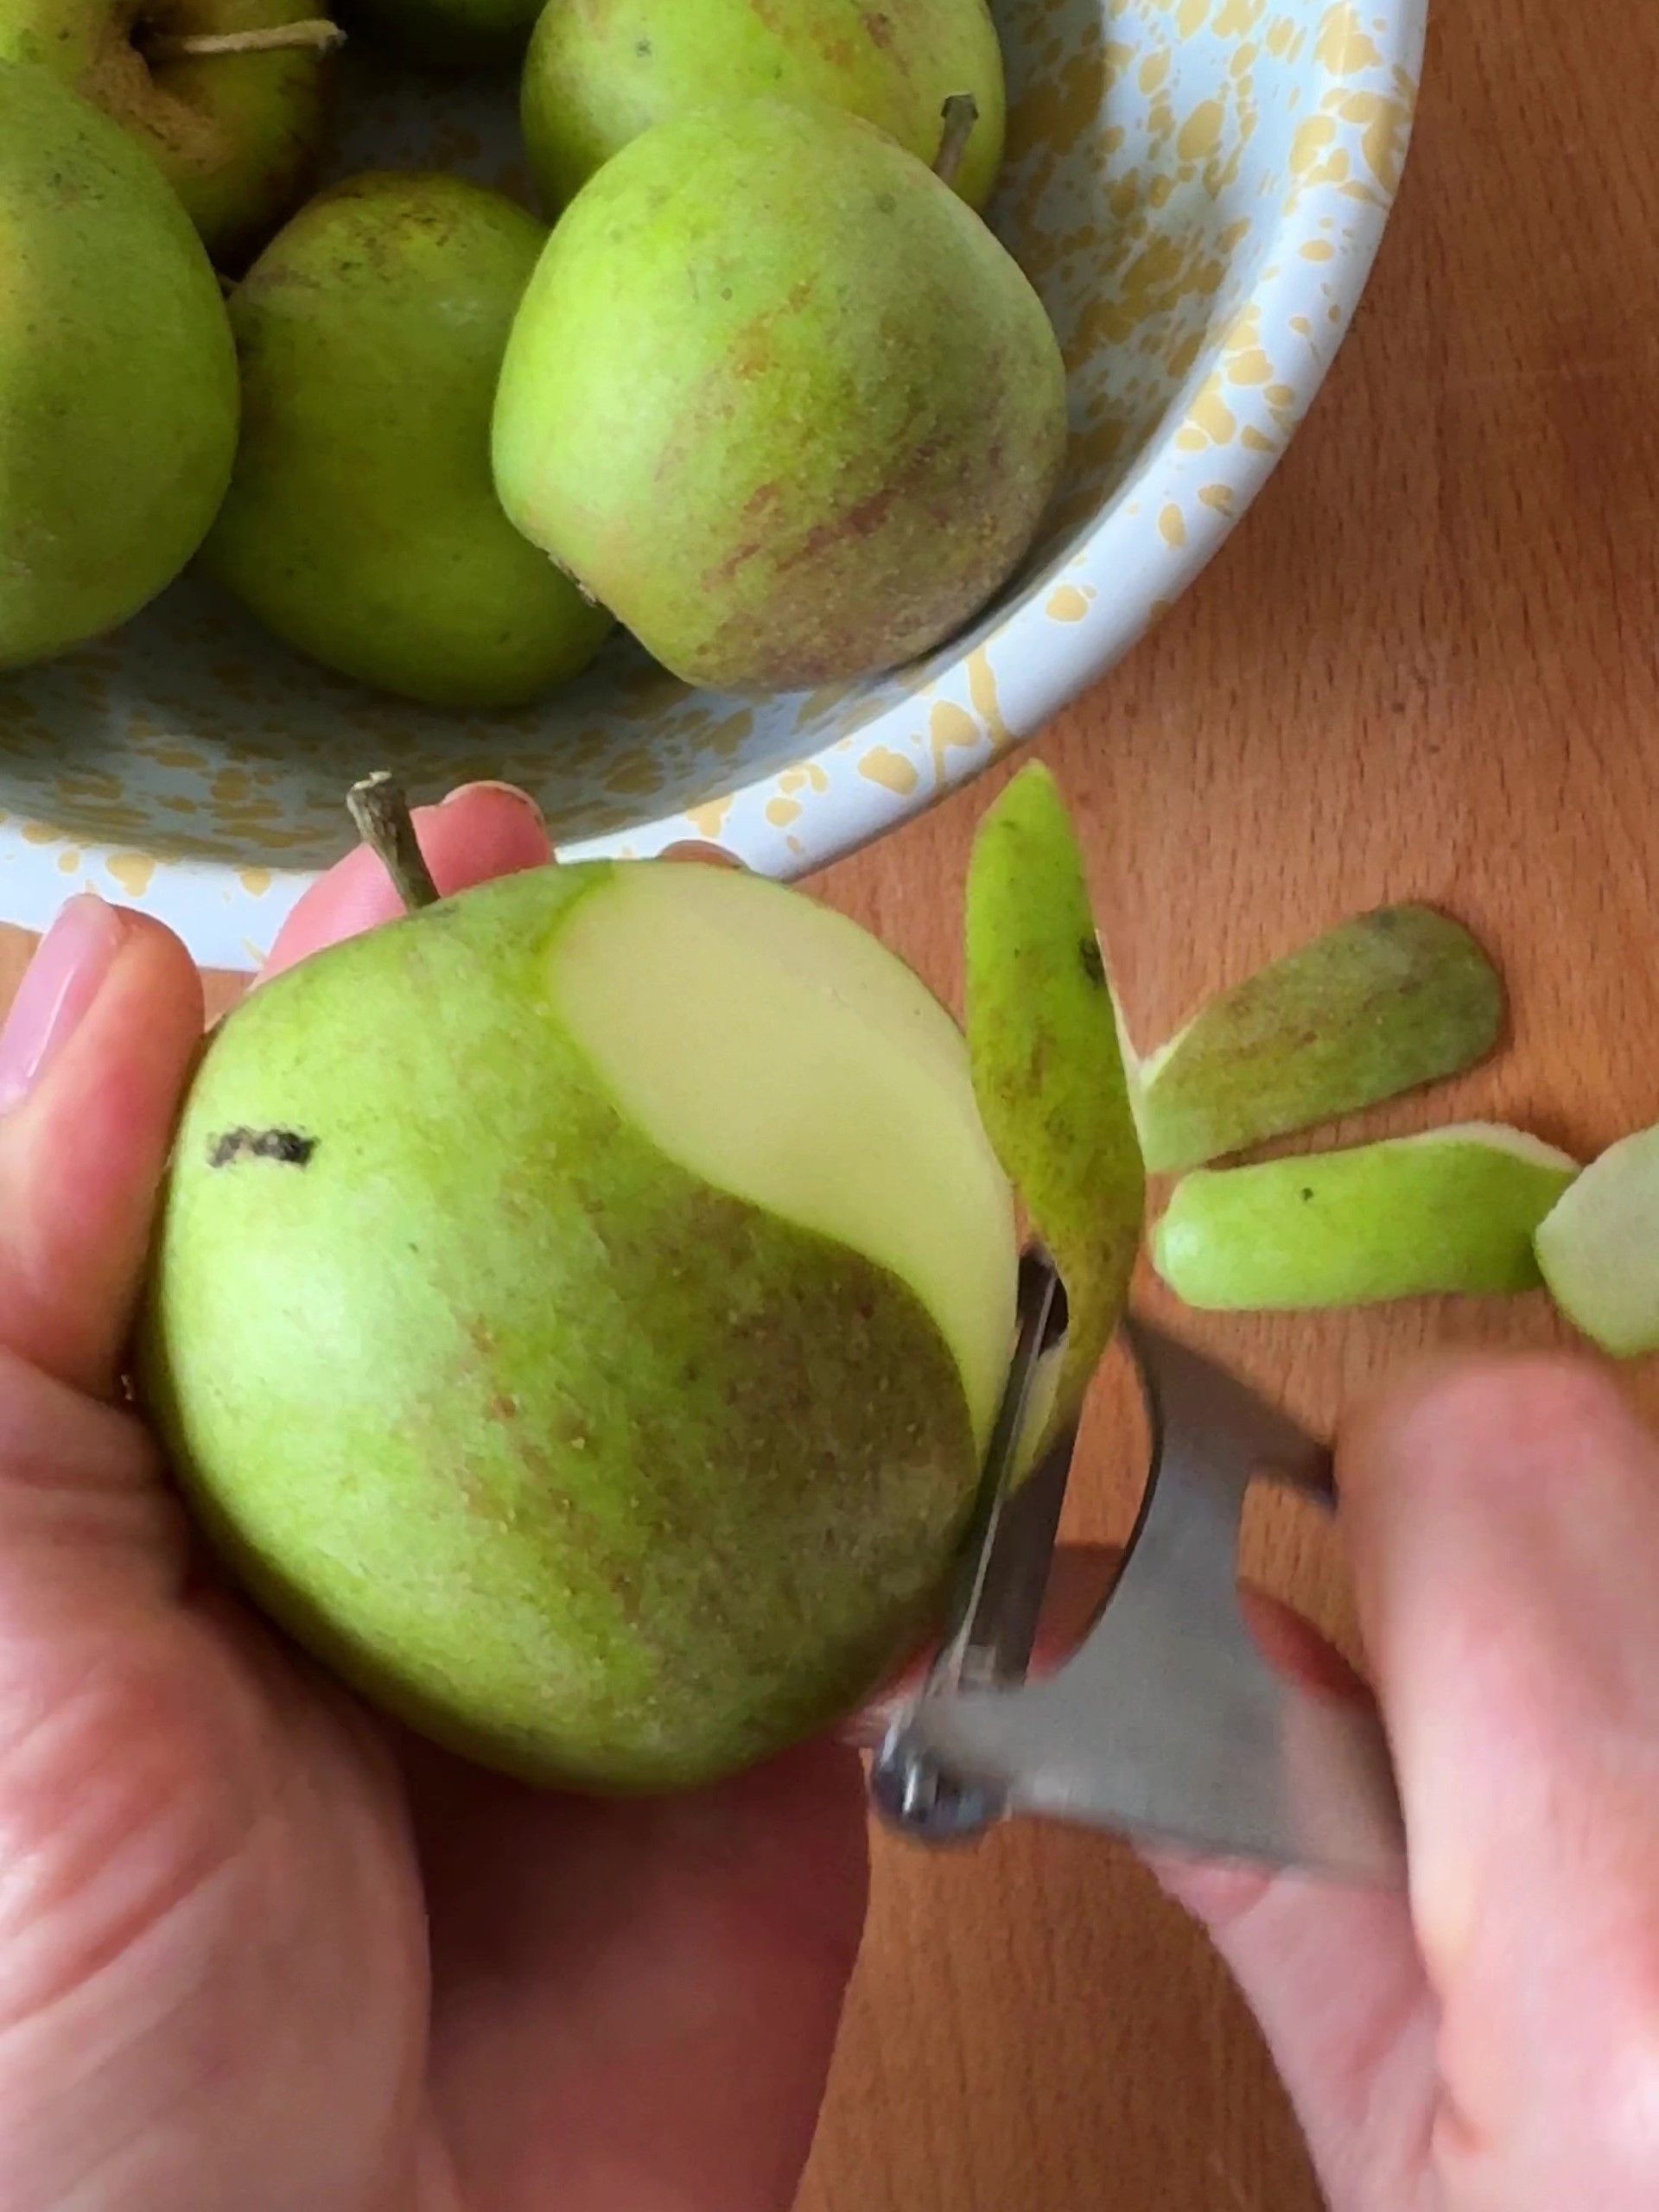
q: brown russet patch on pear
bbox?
[84,8,226,171]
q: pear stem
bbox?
[934,92,979,189]
[143,18,344,60]
[347,774,441,914]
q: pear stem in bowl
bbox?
[144,19,345,60]
[347,773,440,913]
[933,94,979,190]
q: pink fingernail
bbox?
[441,779,545,825]
[0,895,128,1116]
[659,841,748,872]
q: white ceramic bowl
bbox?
[0,0,1427,969]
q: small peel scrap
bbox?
[1133,905,1506,1174]
[965,764,1145,1459]
[1154,1122,1579,1312]
[1535,1123,1659,1357]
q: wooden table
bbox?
[2,4,1655,2205]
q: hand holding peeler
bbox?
[869,1251,1407,1886]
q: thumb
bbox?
[0,898,204,1399]
[0,785,553,1399]
[1144,1581,1440,2212]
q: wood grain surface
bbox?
[1,3,1655,2206]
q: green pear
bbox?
[0,0,340,270]
[492,98,1068,693]
[0,62,238,669]
[1535,1125,1659,1357]
[200,172,613,711]
[1134,905,1506,1174]
[966,764,1144,1454]
[1154,1124,1580,1312]
[521,0,1006,214]
[140,849,1020,1790]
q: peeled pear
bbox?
[492,99,1068,693]
[1134,905,1506,1173]
[0,61,238,668]
[200,171,612,710]
[140,854,1019,1790]
[1535,1125,1659,1357]
[966,764,1144,1453]
[521,0,1006,213]
[1154,1124,1579,1312]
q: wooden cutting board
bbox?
[0,3,1653,2204]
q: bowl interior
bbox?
[0,0,1419,956]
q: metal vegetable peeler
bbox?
[869,1252,1407,1885]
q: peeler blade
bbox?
[869,1248,1075,1842]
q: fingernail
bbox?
[0,895,129,1116]
[659,841,748,871]
[441,779,545,827]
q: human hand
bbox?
[1159,1354,1659,2212]
[9,783,1652,2212]
[0,785,868,2212]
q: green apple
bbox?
[0,0,341,270]
[1153,1124,1579,1312]
[492,98,1068,693]
[200,171,613,711]
[521,0,1006,213]
[1133,905,1506,1174]
[140,849,1020,1790]
[1535,1124,1659,1357]
[0,62,238,669]
[966,764,1144,1456]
